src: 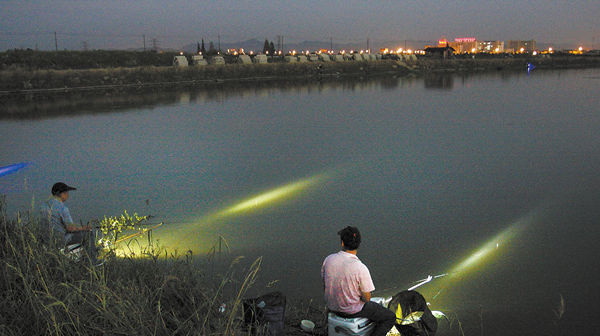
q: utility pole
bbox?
[366,37,369,53]
[143,34,146,51]
[218,34,221,53]
[54,32,58,51]
[276,35,282,53]
[330,37,333,51]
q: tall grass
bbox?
[0,199,265,335]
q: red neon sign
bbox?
[454,37,476,43]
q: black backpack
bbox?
[387,290,437,336]
[243,291,286,336]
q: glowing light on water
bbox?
[448,209,540,277]
[196,173,327,224]
[134,173,329,255]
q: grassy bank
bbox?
[0,50,181,70]
[0,199,326,335]
[1,54,599,94]
[0,60,409,93]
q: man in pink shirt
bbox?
[322,226,396,336]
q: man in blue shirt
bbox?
[41,182,98,263]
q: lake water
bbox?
[2,69,599,335]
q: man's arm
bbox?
[62,207,91,232]
[65,224,91,232]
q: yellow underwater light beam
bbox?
[448,208,541,277]
[190,172,329,227]
[115,173,329,256]
[219,176,321,217]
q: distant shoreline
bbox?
[1,55,599,96]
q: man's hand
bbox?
[361,291,371,302]
[66,224,92,232]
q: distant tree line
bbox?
[196,38,219,56]
[263,39,276,54]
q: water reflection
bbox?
[1,75,414,119]
[424,74,454,89]
[1,70,536,120]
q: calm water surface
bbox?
[2,69,599,334]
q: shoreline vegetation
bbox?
[0,200,328,336]
[1,50,599,97]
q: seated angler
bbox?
[321,226,396,336]
[40,182,98,264]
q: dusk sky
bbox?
[1,0,598,51]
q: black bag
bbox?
[387,290,437,336]
[243,291,286,336]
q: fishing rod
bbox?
[113,222,164,244]
[408,273,449,290]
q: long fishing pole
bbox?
[114,222,164,244]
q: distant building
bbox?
[173,56,188,67]
[505,40,536,53]
[191,55,207,66]
[237,55,252,64]
[447,37,477,54]
[478,41,504,53]
[424,45,455,59]
[209,56,225,65]
[439,37,506,54]
[253,54,268,64]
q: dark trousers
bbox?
[65,229,98,263]
[340,301,396,336]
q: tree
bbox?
[201,39,206,54]
[269,41,275,55]
[207,41,217,55]
[196,41,201,54]
[263,39,270,54]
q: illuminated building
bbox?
[437,37,505,54]
[447,37,477,54]
[505,40,536,53]
[478,41,504,53]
